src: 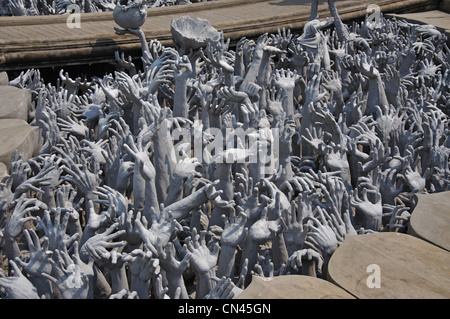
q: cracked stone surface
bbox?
[0,119,40,170]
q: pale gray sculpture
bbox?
[113,0,148,29]
[0,0,449,300]
[171,16,221,55]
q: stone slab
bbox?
[0,119,40,170]
[0,162,7,181]
[327,232,450,299]
[408,191,450,251]
[0,72,8,86]
[0,85,31,122]
[237,275,355,299]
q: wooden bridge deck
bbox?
[0,0,439,71]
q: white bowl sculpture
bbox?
[113,0,148,29]
[170,16,221,53]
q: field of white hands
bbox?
[0,0,449,299]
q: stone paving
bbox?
[0,0,439,70]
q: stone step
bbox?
[0,119,41,171]
[327,232,450,299]
[0,85,31,122]
[408,191,450,251]
[237,274,355,299]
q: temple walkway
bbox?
[0,0,440,70]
